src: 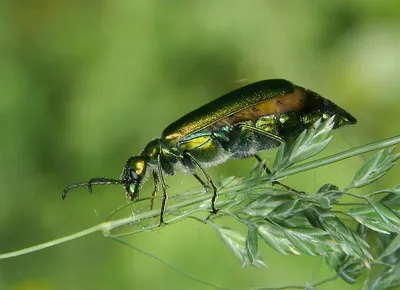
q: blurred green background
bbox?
[0,1,399,289]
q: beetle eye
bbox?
[130,171,139,181]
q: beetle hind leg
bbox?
[150,171,159,210]
[157,156,169,225]
[193,173,210,192]
[254,154,302,193]
[184,152,219,215]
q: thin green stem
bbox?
[368,189,398,197]
[274,135,400,179]
[0,224,104,259]
[334,202,368,206]
[0,193,212,260]
[112,237,231,290]
[255,274,339,290]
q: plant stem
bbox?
[274,135,400,179]
[0,193,211,260]
[0,135,398,260]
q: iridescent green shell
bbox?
[161,79,356,146]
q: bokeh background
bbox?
[1,1,399,289]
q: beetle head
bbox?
[121,156,148,200]
[61,156,149,201]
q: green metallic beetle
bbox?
[63,79,357,223]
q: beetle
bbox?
[62,79,357,224]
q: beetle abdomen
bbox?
[163,80,357,170]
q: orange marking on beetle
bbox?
[213,87,306,127]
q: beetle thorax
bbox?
[141,138,162,158]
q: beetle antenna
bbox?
[62,178,126,199]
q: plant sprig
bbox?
[1,120,399,290]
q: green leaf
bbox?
[324,253,364,284]
[377,234,400,261]
[316,184,343,207]
[243,225,266,268]
[338,258,365,284]
[283,227,336,256]
[217,176,242,189]
[316,209,372,261]
[317,184,339,193]
[304,184,343,209]
[368,200,400,234]
[268,199,300,220]
[369,263,400,290]
[304,208,324,229]
[348,206,393,234]
[289,117,334,164]
[316,196,331,209]
[249,159,267,178]
[356,223,368,240]
[381,186,400,206]
[348,147,399,189]
[215,227,246,263]
[257,223,300,256]
[272,117,334,173]
[242,195,292,218]
[272,141,286,172]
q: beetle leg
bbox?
[254,154,301,193]
[193,173,210,191]
[238,124,283,143]
[254,154,273,175]
[235,124,300,193]
[157,155,168,225]
[184,152,218,215]
[150,171,159,210]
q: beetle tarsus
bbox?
[211,198,219,214]
[273,180,303,194]
[210,184,219,214]
[254,154,302,193]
